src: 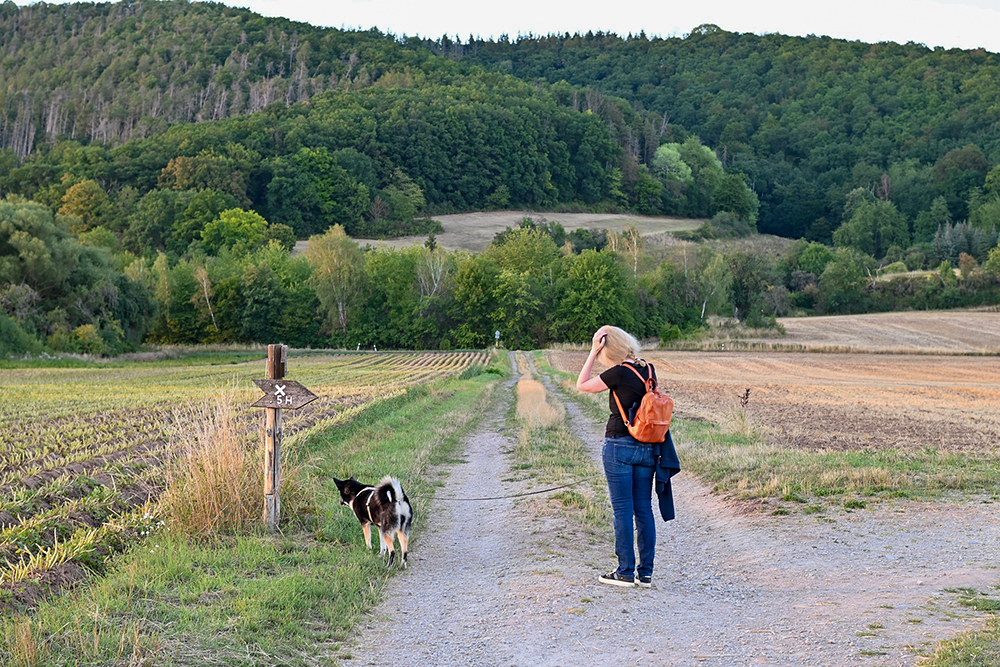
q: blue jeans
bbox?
[603,435,656,579]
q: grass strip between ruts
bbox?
[0,372,500,667]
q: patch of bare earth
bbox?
[339,355,1000,666]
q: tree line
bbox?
[433,26,1000,244]
[11,2,1000,252]
[3,2,1000,357]
[4,197,1000,358]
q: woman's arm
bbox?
[576,327,610,393]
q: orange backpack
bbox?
[612,363,674,443]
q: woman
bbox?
[576,325,661,588]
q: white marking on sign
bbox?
[275,384,286,397]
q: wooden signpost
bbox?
[252,344,318,533]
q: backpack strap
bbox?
[622,362,656,391]
[612,362,655,426]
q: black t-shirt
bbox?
[599,361,658,438]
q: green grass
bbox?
[922,617,1000,666]
[0,372,500,666]
[673,417,1000,505]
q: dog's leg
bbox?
[377,530,388,556]
[362,522,372,549]
[381,531,396,567]
[396,530,409,568]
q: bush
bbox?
[73,324,108,356]
[261,223,297,252]
[0,312,44,356]
[881,261,908,274]
[904,249,927,271]
[660,323,683,343]
[696,211,754,239]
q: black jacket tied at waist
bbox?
[653,430,681,521]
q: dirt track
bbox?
[340,355,1000,666]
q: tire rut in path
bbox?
[340,355,1000,667]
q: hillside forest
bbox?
[2,1,1000,356]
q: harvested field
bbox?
[547,350,1000,453]
[313,211,702,253]
[766,310,1000,354]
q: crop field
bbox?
[547,349,1000,454]
[0,350,489,606]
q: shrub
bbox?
[73,324,108,356]
[0,313,44,357]
[697,211,754,239]
[904,249,927,271]
[660,323,683,343]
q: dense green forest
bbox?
[443,27,1000,239]
[2,1,1000,356]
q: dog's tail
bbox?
[375,476,405,507]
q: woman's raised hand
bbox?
[591,326,609,353]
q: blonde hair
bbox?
[598,326,645,367]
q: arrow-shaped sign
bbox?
[251,379,319,410]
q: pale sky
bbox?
[14,0,1000,52]
[228,0,1000,52]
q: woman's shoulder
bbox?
[623,359,656,379]
[599,363,624,383]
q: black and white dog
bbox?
[334,476,413,567]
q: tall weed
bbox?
[160,388,313,536]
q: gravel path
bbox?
[340,357,1000,666]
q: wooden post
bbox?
[263,344,286,532]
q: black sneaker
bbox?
[636,575,652,588]
[598,571,635,587]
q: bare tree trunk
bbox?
[196,267,219,331]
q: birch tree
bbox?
[305,225,364,331]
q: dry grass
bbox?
[160,388,313,536]
[516,379,566,431]
[7,620,40,667]
[4,613,159,667]
[319,211,703,253]
[514,351,566,431]
[510,353,609,529]
[160,389,260,536]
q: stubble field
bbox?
[351,210,703,252]
[548,311,1000,455]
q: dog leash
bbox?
[411,474,600,502]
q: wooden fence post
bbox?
[263,344,286,532]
